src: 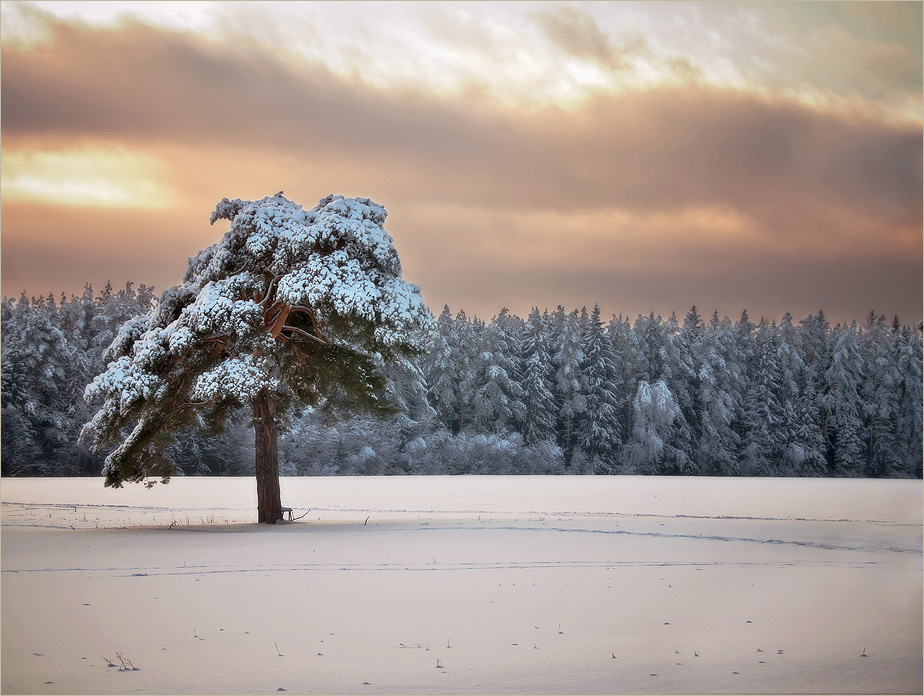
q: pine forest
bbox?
[2,283,921,479]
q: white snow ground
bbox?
[1,475,921,695]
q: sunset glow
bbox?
[1,148,173,209]
[1,0,920,323]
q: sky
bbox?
[1,0,921,325]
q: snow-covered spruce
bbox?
[80,193,433,522]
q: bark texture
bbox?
[253,388,282,523]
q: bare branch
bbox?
[287,305,325,342]
[281,325,327,345]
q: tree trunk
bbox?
[253,388,283,524]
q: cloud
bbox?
[1,11,920,323]
[805,24,922,105]
[0,202,202,298]
[533,5,643,70]
[1,147,174,208]
[395,199,921,322]
[531,5,709,87]
[3,18,919,227]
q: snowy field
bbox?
[1,475,921,695]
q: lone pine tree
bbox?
[80,193,432,522]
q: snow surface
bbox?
[2,475,921,694]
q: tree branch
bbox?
[281,325,327,345]
[258,274,283,308]
[268,304,291,339]
[287,305,324,342]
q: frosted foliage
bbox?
[205,194,425,346]
[185,282,262,337]
[635,380,681,429]
[81,192,431,482]
[84,356,160,416]
[105,315,150,362]
[87,192,428,412]
[192,354,274,403]
[625,380,684,470]
[277,253,380,317]
[208,194,399,279]
[131,328,168,369]
[85,278,270,422]
[374,281,430,346]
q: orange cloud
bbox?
[1,147,174,209]
[1,13,920,324]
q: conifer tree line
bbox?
[2,284,922,478]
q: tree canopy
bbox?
[80,193,432,514]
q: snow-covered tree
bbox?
[894,324,923,476]
[426,305,462,431]
[550,307,586,461]
[860,313,901,477]
[661,311,697,468]
[81,193,432,522]
[385,354,435,423]
[823,323,866,476]
[695,313,743,475]
[1,293,63,474]
[520,308,557,445]
[606,314,633,445]
[740,318,784,475]
[1,293,82,475]
[577,304,623,472]
[623,379,687,474]
[775,313,824,475]
[630,312,667,384]
[470,309,526,435]
[452,309,480,433]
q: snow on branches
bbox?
[81,193,433,486]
